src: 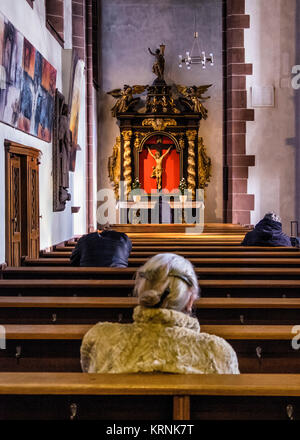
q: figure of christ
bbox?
[58,103,72,189]
[147,146,172,190]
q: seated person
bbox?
[241,212,291,247]
[80,253,239,374]
[70,225,132,267]
[290,237,300,247]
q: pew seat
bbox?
[0,373,299,419]
[22,257,300,267]
[0,296,300,325]
[105,224,249,234]
[3,266,300,280]
[40,250,300,259]
[1,278,300,298]
[56,245,299,252]
[3,323,295,340]
[0,324,299,373]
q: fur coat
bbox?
[80,306,240,374]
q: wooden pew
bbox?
[0,324,298,373]
[56,244,299,252]
[129,238,247,243]
[0,373,299,420]
[21,256,300,267]
[65,241,248,246]
[71,236,248,242]
[109,224,250,234]
[65,238,247,244]
[65,236,248,243]
[1,279,300,297]
[66,241,248,248]
[113,226,248,232]
[3,266,300,280]
[0,296,299,325]
[40,250,300,259]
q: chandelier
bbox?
[178,14,214,70]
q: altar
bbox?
[107,44,211,225]
[116,198,205,225]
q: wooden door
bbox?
[27,156,40,258]
[5,141,41,266]
[7,155,22,266]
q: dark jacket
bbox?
[241,218,292,247]
[70,231,132,267]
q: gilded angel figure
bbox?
[107,84,148,117]
[175,84,212,119]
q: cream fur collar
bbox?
[133,306,200,332]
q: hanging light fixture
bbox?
[178,12,214,70]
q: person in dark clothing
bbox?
[241,212,292,247]
[70,228,132,267]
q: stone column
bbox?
[223,0,255,224]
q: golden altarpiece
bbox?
[108,45,211,222]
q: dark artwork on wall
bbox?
[0,12,57,142]
[53,90,72,212]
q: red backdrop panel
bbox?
[139,136,180,193]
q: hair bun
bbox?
[139,289,161,307]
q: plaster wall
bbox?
[245,0,298,233]
[0,0,87,263]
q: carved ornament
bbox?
[198,136,212,189]
[108,136,121,199]
[142,118,177,131]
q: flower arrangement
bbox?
[178,177,187,195]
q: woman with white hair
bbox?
[80,253,239,374]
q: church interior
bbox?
[0,0,300,423]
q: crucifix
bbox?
[147,137,172,190]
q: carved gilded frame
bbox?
[133,130,184,186]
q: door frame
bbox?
[5,140,42,265]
